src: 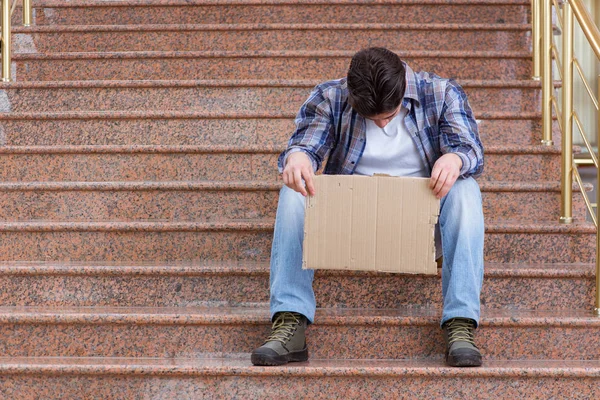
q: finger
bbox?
[439,173,459,198]
[430,160,445,189]
[304,169,316,196]
[430,165,441,189]
[282,169,290,186]
[293,168,307,196]
[433,169,448,195]
[433,169,449,196]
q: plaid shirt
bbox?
[278,63,484,178]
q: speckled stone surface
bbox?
[12,24,530,53]
[0,261,593,310]
[11,51,532,81]
[0,144,561,182]
[0,182,281,221]
[0,114,555,147]
[0,152,280,182]
[0,306,597,360]
[0,220,592,262]
[0,81,541,113]
[17,1,530,26]
[0,180,587,222]
[0,357,596,399]
[0,227,274,261]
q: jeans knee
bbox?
[441,178,484,224]
[276,185,306,223]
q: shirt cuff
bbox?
[453,152,470,177]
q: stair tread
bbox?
[0,219,592,232]
[0,356,598,376]
[0,305,597,325]
[11,49,532,60]
[0,260,593,277]
[27,0,534,8]
[12,23,531,32]
[0,110,544,120]
[0,78,546,89]
[0,180,585,192]
[0,144,564,154]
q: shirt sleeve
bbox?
[438,80,484,178]
[277,85,335,174]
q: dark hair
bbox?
[346,47,406,117]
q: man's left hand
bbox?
[430,153,463,199]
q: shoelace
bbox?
[446,319,476,346]
[264,312,301,345]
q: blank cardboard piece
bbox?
[303,175,440,274]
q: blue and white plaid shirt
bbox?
[278,63,484,178]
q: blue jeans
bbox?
[269,177,485,327]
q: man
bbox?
[251,47,485,368]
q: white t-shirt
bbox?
[354,107,428,177]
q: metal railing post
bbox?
[597,77,600,316]
[23,0,31,26]
[532,0,542,79]
[542,0,554,146]
[2,0,11,82]
[560,0,574,224]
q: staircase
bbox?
[0,0,597,398]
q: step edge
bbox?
[0,79,544,89]
[12,23,532,33]
[11,49,533,61]
[0,261,593,278]
[0,306,596,327]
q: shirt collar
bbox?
[402,63,420,106]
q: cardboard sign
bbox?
[303,175,440,274]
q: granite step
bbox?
[0,353,600,400]
[11,50,532,81]
[0,111,550,147]
[0,220,592,262]
[0,145,561,182]
[0,261,593,310]
[0,80,541,114]
[0,357,597,399]
[13,23,531,53]
[0,181,587,222]
[17,0,531,26]
[0,306,597,360]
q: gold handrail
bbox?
[573,58,599,110]
[2,0,11,82]
[541,0,554,146]
[538,0,600,316]
[573,165,598,226]
[573,111,599,168]
[571,0,600,58]
[1,0,33,81]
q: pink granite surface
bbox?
[0,114,553,147]
[13,24,530,52]
[19,1,530,26]
[0,180,586,222]
[11,50,532,81]
[0,144,561,182]
[0,261,593,310]
[0,81,541,113]
[0,357,597,399]
[0,307,597,360]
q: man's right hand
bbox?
[282,152,316,197]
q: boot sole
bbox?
[446,353,483,367]
[251,348,309,366]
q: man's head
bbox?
[347,47,406,127]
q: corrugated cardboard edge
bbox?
[303,175,440,275]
